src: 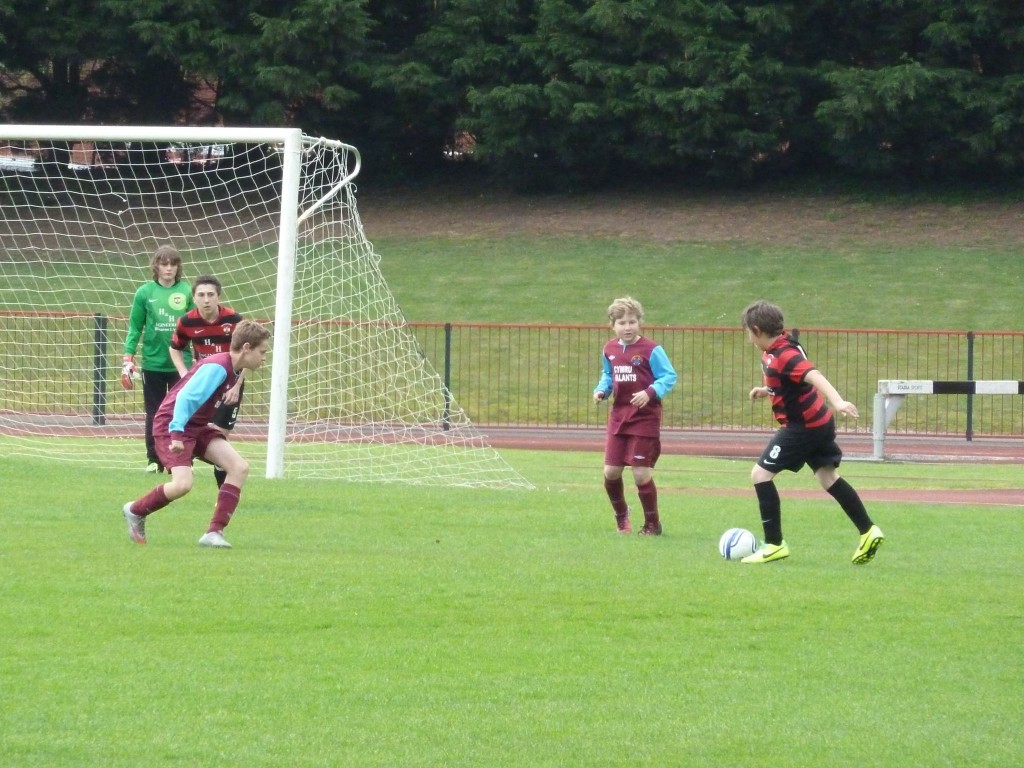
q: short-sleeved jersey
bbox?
[762,335,830,428]
[170,306,244,360]
[154,352,238,438]
[596,335,677,437]
[124,280,194,372]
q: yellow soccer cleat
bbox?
[741,541,789,564]
[852,525,884,564]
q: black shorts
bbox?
[757,418,842,474]
[210,381,245,431]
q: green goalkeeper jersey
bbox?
[124,280,194,372]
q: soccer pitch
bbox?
[2,449,1021,767]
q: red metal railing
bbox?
[2,312,1022,438]
[410,323,1024,438]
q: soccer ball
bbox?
[719,528,759,560]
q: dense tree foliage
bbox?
[1,0,1021,185]
[811,0,1024,177]
[431,0,803,185]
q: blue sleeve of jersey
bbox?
[649,345,677,400]
[169,364,227,432]
[594,354,613,396]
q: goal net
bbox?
[0,125,532,489]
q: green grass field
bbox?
[3,185,1022,765]
[2,450,1021,767]
[371,235,1023,330]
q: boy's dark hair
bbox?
[192,274,223,296]
[741,300,785,337]
[230,320,271,351]
[150,245,183,282]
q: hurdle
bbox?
[872,380,1024,459]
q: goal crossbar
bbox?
[0,125,304,144]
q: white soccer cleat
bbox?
[198,530,232,548]
[122,503,146,544]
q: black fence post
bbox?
[965,330,974,441]
[442,322,452,431]
[93,314,108,426]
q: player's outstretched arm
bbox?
[806,370,859,418]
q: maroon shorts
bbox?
[604,433,661,468]
[155,425,227,470]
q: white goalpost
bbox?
[0,125,532,489]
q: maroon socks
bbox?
[208,483,241,533]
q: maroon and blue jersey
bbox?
[594,336,677,437]
[154,352,238,439]
[762,335,830,428]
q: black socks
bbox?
[754,480,783,545]
[827,477,873,534]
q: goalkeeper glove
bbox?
[120,355,139,390]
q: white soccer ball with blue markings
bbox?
[719,528,759,560]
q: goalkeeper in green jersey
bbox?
[122,245,194,473]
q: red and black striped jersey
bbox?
[761,335,831,428]
[170,306,244,360]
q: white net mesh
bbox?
[0,130,532,489]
